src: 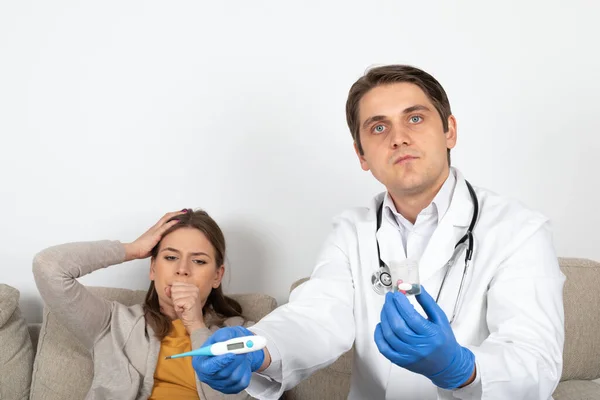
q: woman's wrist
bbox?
[186,322,207,335]
[122,243,138,262]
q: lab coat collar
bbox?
[362,167,476,284]
[382,168,456,229]
[365,167,473,227]
[418,168,475,283]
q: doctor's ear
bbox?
[444,115,458,150]
[354,142,370,172]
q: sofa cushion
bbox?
[30,286,277,400]
[559,257,600,381]
[553,380,600,400]
[284,367,351,400]
[0,284,35,400]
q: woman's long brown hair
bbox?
[143,208,243,339]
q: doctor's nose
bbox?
[389,126,411,149]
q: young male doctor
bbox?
[193,65,565,399]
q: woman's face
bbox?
[150,227,224,317]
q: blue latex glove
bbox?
[374,286,475,390]
[192,326,265,394]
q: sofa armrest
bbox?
[0,284,35,399]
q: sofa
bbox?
[0,286,278,400]
[0,257,599,399]
[0,284,35,400]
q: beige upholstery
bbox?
[283,354,352,400]
[28,323,42,353]
[553,380,600,399]
[0,284,34,400]
[285,258,600,400]
[560,258,600,382]
[29,286,277,400]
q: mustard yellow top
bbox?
[149,319,200,400]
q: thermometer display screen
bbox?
[227,342,245,350]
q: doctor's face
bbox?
[355,82,457,197]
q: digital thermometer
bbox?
[166,335,267,359]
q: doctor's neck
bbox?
[388,169,449,224]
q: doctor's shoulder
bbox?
[323,194,383,245]
[472,184,554,250]
[331,192,384,225]
[330,196,380,230]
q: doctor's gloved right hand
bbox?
[192,326,266,394]
[374,287,476,390]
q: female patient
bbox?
[33,209,253,399]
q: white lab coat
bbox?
[248,169,565,400]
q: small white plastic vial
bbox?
[388,258,421,296]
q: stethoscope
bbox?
[371,180,479,324]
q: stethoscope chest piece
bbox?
[371,265,393,295]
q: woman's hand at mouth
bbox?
[169,282,206,334]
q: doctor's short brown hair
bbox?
[345,65,453,164]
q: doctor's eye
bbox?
[409,115,423,124]
[373,124,386,134]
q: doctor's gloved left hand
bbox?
[374,287,476,390]
[192,326,265,394]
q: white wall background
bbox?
[1,1,599,323]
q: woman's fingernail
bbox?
[181,209,188,213]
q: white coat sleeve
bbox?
[451,221,565,400]
[246,216,357,400]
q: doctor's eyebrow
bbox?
[361,104,433,130]
[362,115,387,130]
[402,104,431,114]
